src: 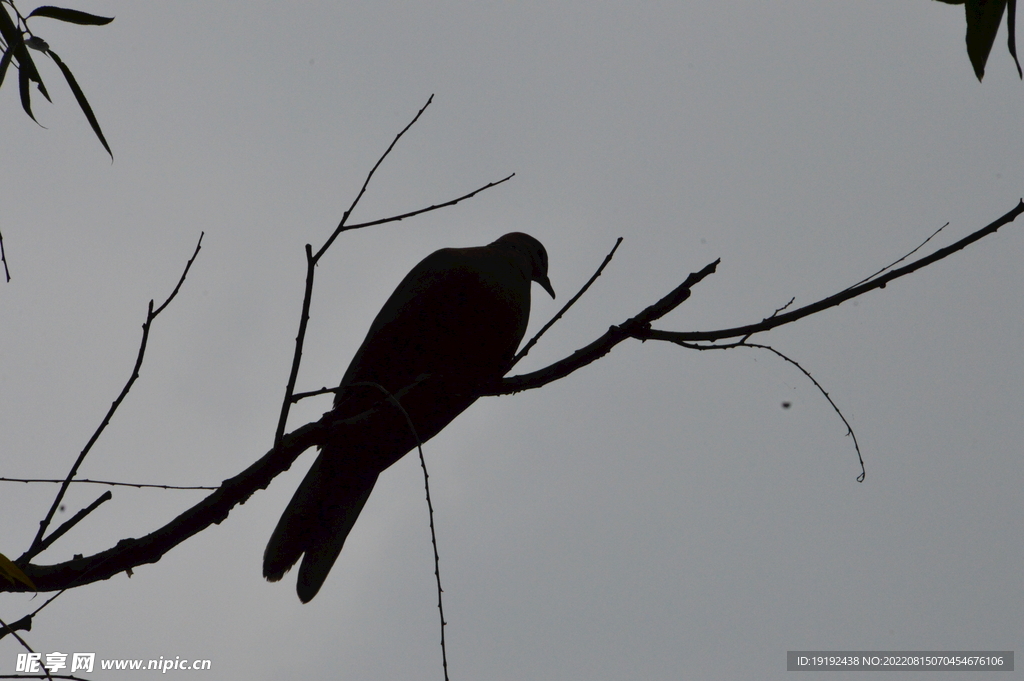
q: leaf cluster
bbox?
[936,0,1023,80]
[0,2,113,157]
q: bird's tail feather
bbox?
[263,449,378,602]
[296,479,374,603]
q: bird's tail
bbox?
[263,450,378,603]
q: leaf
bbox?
[0,7,47,91]
[47,49,112,158]
[1009,0,1023,77]
[0,3,20,44]
[965,0,1008,80]
[24,35,50,51]
[17,60,39,123]
[0,47,13,90]
[26,6,114,26]
[0,552,36,590]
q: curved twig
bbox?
[672,339,865,482]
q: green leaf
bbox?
[26,6,114,26]
[47,49,112,158]
[965,0,1007,80]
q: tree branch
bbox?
[25,233,203,561]
[10,379,432,593]
[642,200,1024,344]
[487,258,721,395]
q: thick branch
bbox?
[10,380,434,594]
[11,418,326,593]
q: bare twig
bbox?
[273,243,316,450]
[844,222,949,292]
[275,97,438,449]
[29,491,113,561]
[351,382,449,681]
[0,226,10,281]
[27,233,204,559]
[340,173,515,234]
[314,95,435,262]
[509,237,623,369]
[657,201,1024,343]
[290,386,338,402]
[672,339,865,482]
[0,477,216,491]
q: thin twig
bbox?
[32,491,113,560]
[843,222,949,292]
[314,95,435,262]
[290,386,338,402]
[642,200,1024,343]
[340,173,515,234]
[350,382,449,681]
[0,477,216,490]
[28,233,203,557]
[509,237,623,370]
[273,244,316,449]
[0,225,10,281]
[275,97,435,448]
[674,339,865,482]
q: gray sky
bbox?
[2,2,1022,679]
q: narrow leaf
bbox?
[0,4,20,45]
[965,0,1008,80]
[48,49,111,158]
[0,47,13,90]
[26,6,113,26]
[0,552,36,590]
[36,70,51,102]
[1009,0,1023,77]
[17,61,39,123]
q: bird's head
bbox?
[493,232,555,299]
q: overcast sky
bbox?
[2,2,1022,679]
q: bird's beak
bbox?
[537,275,555,299]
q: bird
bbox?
[263,232,555,602]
